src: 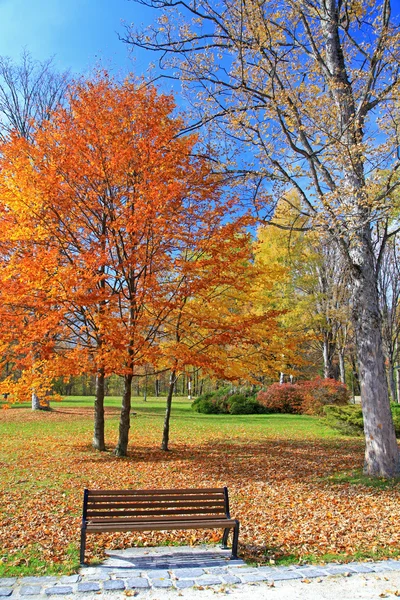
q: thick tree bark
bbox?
[31,391,41,410]
[114,374,133,457]
[93,367,106,451]
[161,371,176,451]
[31,391,50,410]
[351,235,400,477]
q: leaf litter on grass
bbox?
[1,405,400,575]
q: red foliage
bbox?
[300,377,350,415]
[257,377,350,415]
[257,382,304,414]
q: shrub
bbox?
[323,404,400,437]
[228,394,266,415]
[323,405,364,435]
[192,388,266,414]
[300,377,350,415]
[257,378,350,415]
[257,383,304,414]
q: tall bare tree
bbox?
[126,0,400,476]
[0,50,69,141]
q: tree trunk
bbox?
[31,391,41,410]
[114,373,133,457]
[387,355,397,403]
[161,371,176,451]
[93,367,106,451]
[322,335,336,379]
[397,366,400,405]
[351,239,400,477]
[155,377,160,397]
[338,350,346,384]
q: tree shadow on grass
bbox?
[75,437,364,483]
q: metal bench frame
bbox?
[80,486,240,565]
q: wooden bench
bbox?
[80,487,239,565]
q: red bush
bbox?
[300,377,350,415]
[257,383,304,414]
[257,377,350,415]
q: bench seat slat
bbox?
[86,519,237,532]
[87,508,227,518]
[87,514,227,523]
[88,494,224,504]
[87,488,223,496]
[87,501,225,511]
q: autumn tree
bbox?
[0,50,69,411]
[157,223,292,451]
[0,74,266,457]
[126,0,400,477]
[256,196,352,382]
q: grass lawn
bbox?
[1,395,399,577]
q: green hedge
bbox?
[323,403,400,437]
[192,388,267,415]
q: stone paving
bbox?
[1,545,400,598]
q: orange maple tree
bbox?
[0,74,287,455]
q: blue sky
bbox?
[0,0,155,77]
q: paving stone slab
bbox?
[126,578,150,589]
[146,569,171,579]
[194,576,223,586]
[0,589,13,598]
[239,573,270,583]
[294,567,329,578]
[382,561,400,569]
[21,577,58,585]
[221,573,241,584]
[77,582,101,593]
[175,579,195,589]
[268,570,303,581]
[233,567,259,574]
[59,575,81,584]
[81,572,110,581]
[366,562,398,572]
[44,587,73,596]
[0,580,17,588]
[204,567,229,575]
[112,570,142,578]
[253,567,279,577]
[344,563,375,573]
[20,585,43,596]
[173,568,205,579]
[103,579,126,590]
[152,579,173,588]
[324,564,356,575]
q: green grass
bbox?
[0,395,375,577]
[0,545,79,578]
[321,469,400,489]
[268,548,400,566]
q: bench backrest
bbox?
[83,487,230,523]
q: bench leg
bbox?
[221,528,230,549]
[80,529,87,566]
[231,521,239,559]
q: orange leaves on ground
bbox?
[1,407,400,570]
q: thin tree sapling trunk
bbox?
[114,373,133,457]
[93,367,106,451]
[161,370,176,451]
